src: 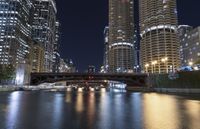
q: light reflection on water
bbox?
[76,92,84,113]
[6,92,22,129]
[0,91,199,129]
[184,100,200,129]
[52,94,63,129]
[143,93,180,129]
[87,92,95,128]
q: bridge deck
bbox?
[30,73,148,87]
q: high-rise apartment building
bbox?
[139,0,180,73]
[59,58,76,73]
[31,41,44,73]
[178,25,193,66]
[53,21,60,73]
[178,26,200,66]
[0,0,33,84]
[108,0,134,73]
[133,27,140,72]
[87,65,96,73]
[32,0,57,72]
[103,26,109,73]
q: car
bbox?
[178,66,193,71]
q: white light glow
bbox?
[141,25,176,37]
[109,42,133,48]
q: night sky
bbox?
[56,0,200,72]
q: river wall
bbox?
[0,86,17,91]
[147,71,200,93]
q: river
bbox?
[0,90,199,129]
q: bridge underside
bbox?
[30,73,148,87]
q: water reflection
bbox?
[143,93,180,129]
[0,91,199,129]
[65,92,72,103]
[87,92,95,128]
[100,88,106,93]
[76,92,84,112]
[6,92,22,129]
[52,94,63,129]
[131,93,143,129]
[98,91,112,129]
[184,100,200,129]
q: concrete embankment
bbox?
[154,88,200,94]
[126,87,200,94]
[0,86,17,91]
[126,87,154,92]
[127,71,200,93]
[147,71,200,94]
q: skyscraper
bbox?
[103,26,109,73]
[133,27,140,72]
[32,0,57,72]
[32,41,44,73]
[108,0,134,73]
[139,0,180,73]
[0,0,33,84]
[178,26,200,67]
[178,25,193,66]
[0,0,32,65]
[53,21,60,73]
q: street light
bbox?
[161,57,168,73]
[145,64,149,73]
[151,61,158,73]
[189,61,193,66]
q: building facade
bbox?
[139,0,180,73]
[133,27,140,72]
[87,65,96,73]
[31,41,44,72]
[103,26,109,73]
[52,21,60,73]
[59,58,76,73]
[0,0,33,84]
[31,0,57,72]
[108,0,134,73]
[178,26,200,66]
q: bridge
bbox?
[30,73,148,87]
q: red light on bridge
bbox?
[88,76,94,79]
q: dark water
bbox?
[0,90,199,129]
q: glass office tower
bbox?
[0,0,33,84]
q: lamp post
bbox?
[188,61,194,71]
[189,61,193,66]
[145,64,149,73]
[151,61,157,73]
[161,57,168,73]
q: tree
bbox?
[195,59,200,65]
[0,64,15,83]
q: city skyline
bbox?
[0,1,199,129]
[57,0,200,71]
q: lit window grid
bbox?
[179,27,200,66]
[108,0,135,73]
[139,0,180,73]
[0,0,32,66]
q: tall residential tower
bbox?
[108,0,134,73]
[32,0,57,72]
[178,26,200,67]
[103,26,109,73]
[139,0,180,73]
[53,21,61,73]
